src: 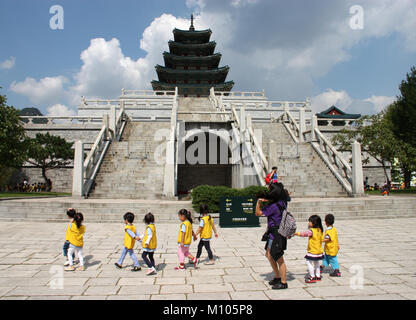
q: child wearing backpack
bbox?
[292,215,324,283]
[321,214,341,277]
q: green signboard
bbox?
[219,196,260,228]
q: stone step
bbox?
[1,197,415,223]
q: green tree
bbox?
[0,90,28,169]
[390,66,416,148]
[26,133,74,188]
[384,103,416,188]
[332,104,416,188]
[332,113,397,184]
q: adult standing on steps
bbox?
[256,182,288,290]
[265,167,278,187]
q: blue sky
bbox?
[1,0,415,116]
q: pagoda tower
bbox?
[151,15,234,97]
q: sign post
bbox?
[219,196,260,228]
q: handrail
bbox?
[247,125,268,171]
[83,106,128,197]
[230,104,268,185]
[314,128,352,174]
[281,108,352,194]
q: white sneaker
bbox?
[64,260,70,266]
[146,267,157,275]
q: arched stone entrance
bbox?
[177,124,232,196]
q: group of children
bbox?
[292,213,341,283]
[62,204,218,274]
[62,205,340,283]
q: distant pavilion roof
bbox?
[163,52,221,68]
[316,106,361,119]
[168,41,216,56]
[173,28,212,43]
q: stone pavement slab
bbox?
[0,218,416,300]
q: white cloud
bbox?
[311,89,395,115]
[0,56,16,70]
[9,1,415,116]
[10,76,69,105]
[310,89,353,113]
[69,14,190,104]
[364,95,396,113]
[187,0,416,104]
[46,104,77,117]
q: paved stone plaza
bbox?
[0,217,415,300]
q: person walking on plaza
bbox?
[321,214,341,277]
[175,209,197,270]
[256,182,288,290]
[193,204,218,265]
[64,212,86,271]
[63,208,76,266]
[292,215,324,283]
[115,212,141,271]
[141,212,158,275]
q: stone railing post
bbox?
[109,105,116,140]
[120,100,125,115]
[103,113,109,140]
[311,115,318,141]
[283,102,289,121]
[299,107,305,142]
[72,140,84,198]
[240,106,246,136]
[352,141,364,196]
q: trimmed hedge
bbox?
[191,185,268,213]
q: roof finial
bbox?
[190,14,195,31]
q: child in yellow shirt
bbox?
[64,212,86,271]
[115,212,141,271]
[292,215,324,283]
[322,214,341,277]
[141,212,158,275]
[194,204,218,265]
[63,208,76,266]
[175,209,197,270]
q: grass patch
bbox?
[0,192,71,198]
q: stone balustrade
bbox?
[20,116,102,125]
[214,90,265,98]
[120,89,175,97]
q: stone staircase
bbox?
[89,121,170,199]
[254,122,347,197]
[177,97,227,122]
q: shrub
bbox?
[191,185,268,213]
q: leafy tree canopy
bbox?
[0,90,28,168]
[26,132,74,187]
